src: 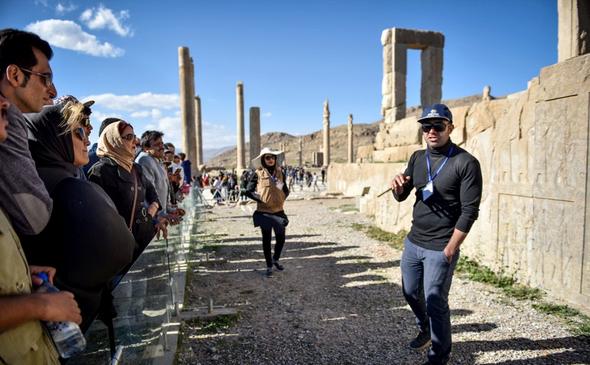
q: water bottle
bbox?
[36,272,87,358]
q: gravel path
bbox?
[176,194,590,365]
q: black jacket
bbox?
[88,157,160,249]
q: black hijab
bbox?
[25,104,80,194]
[261,155,276,175]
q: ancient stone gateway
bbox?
[381,28,444,122]
[558,0,590,62]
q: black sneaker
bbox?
[266,268,273,277]
[273,261,284,271]
[409,329,431,350]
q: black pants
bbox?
[261,224,285,268]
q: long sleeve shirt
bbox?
[394,141,482,251]
[0,104,52,236]
[136,152,169,214]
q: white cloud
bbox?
[56,2,76,14]
[262,112,272,118]
[130,108,162,119]
[25,19,124,57]
[35,0,49,7]
[202,121,236,149]
[80,5,133,37]
[85,93,179,112]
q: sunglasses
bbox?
[121,133,136,141]
[73,127,87,141]
[421,123,447,133]
[263,155,276,160]
[19,67,53,87]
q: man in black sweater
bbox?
[391,104,482,365]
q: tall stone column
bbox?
[322,99,330,168]
[558,0,590,62]
[347,113,354,163]
[298,137,303,167]
[249,107,260,167]
[236,82,245,170]
[391,31,408,121]
[194,95,203,166]
[178,47,196,164]
[421,46,443,107]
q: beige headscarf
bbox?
[97,121,135,172]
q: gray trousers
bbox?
[401,237,460,365]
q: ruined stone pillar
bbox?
[194,95,203,166]
[347,114,354,163]
[421,46,443,107]
[298,137,303,167]
[322,99,330,168]
[178,47,196,164]
[558,0,590,62]
[249,107,260,168]
[391,38,408,121]
[235,82,245,170]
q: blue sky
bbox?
[1,0,556,150]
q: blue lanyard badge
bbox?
[423,146,454,201]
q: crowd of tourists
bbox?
[0,26,482,365]
[0,28,191,364]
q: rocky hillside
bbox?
[205,121,381,168]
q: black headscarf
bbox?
[261,155,276,175]
[25,104,80,194]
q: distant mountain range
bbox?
[204,121,381,168]
[202,146,234,163]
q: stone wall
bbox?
[328,53,590,311]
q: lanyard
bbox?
[426,145,454,182]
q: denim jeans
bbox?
[401,237,460,365]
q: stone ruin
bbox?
[328,0,590,311]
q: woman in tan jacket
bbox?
[245,148,290,277]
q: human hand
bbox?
[155,217,169,240]
[29,266,56,286]
[147,202,159,218]
[443,246,454,264]
[391,173,411,195]
[35,291,82,324]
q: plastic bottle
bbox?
[36,272,87,358]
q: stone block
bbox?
[382,72,392,96]
[421,46,443,107]
[538,53,590,101]
[381,28,392,46]
[392,28,444,49]
[449,105,468,145]
[383,116,421,147]
[356,144,375,163]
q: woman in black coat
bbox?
[23,100,135,332]
[88,120,163,257]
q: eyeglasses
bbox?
[263,155,276,160]
[421,123,447,133]
[73,127,87,141]
[121,133,136,141]
[19,67,54,87]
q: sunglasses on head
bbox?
[73,127,87,141]
[421,123,447,133]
